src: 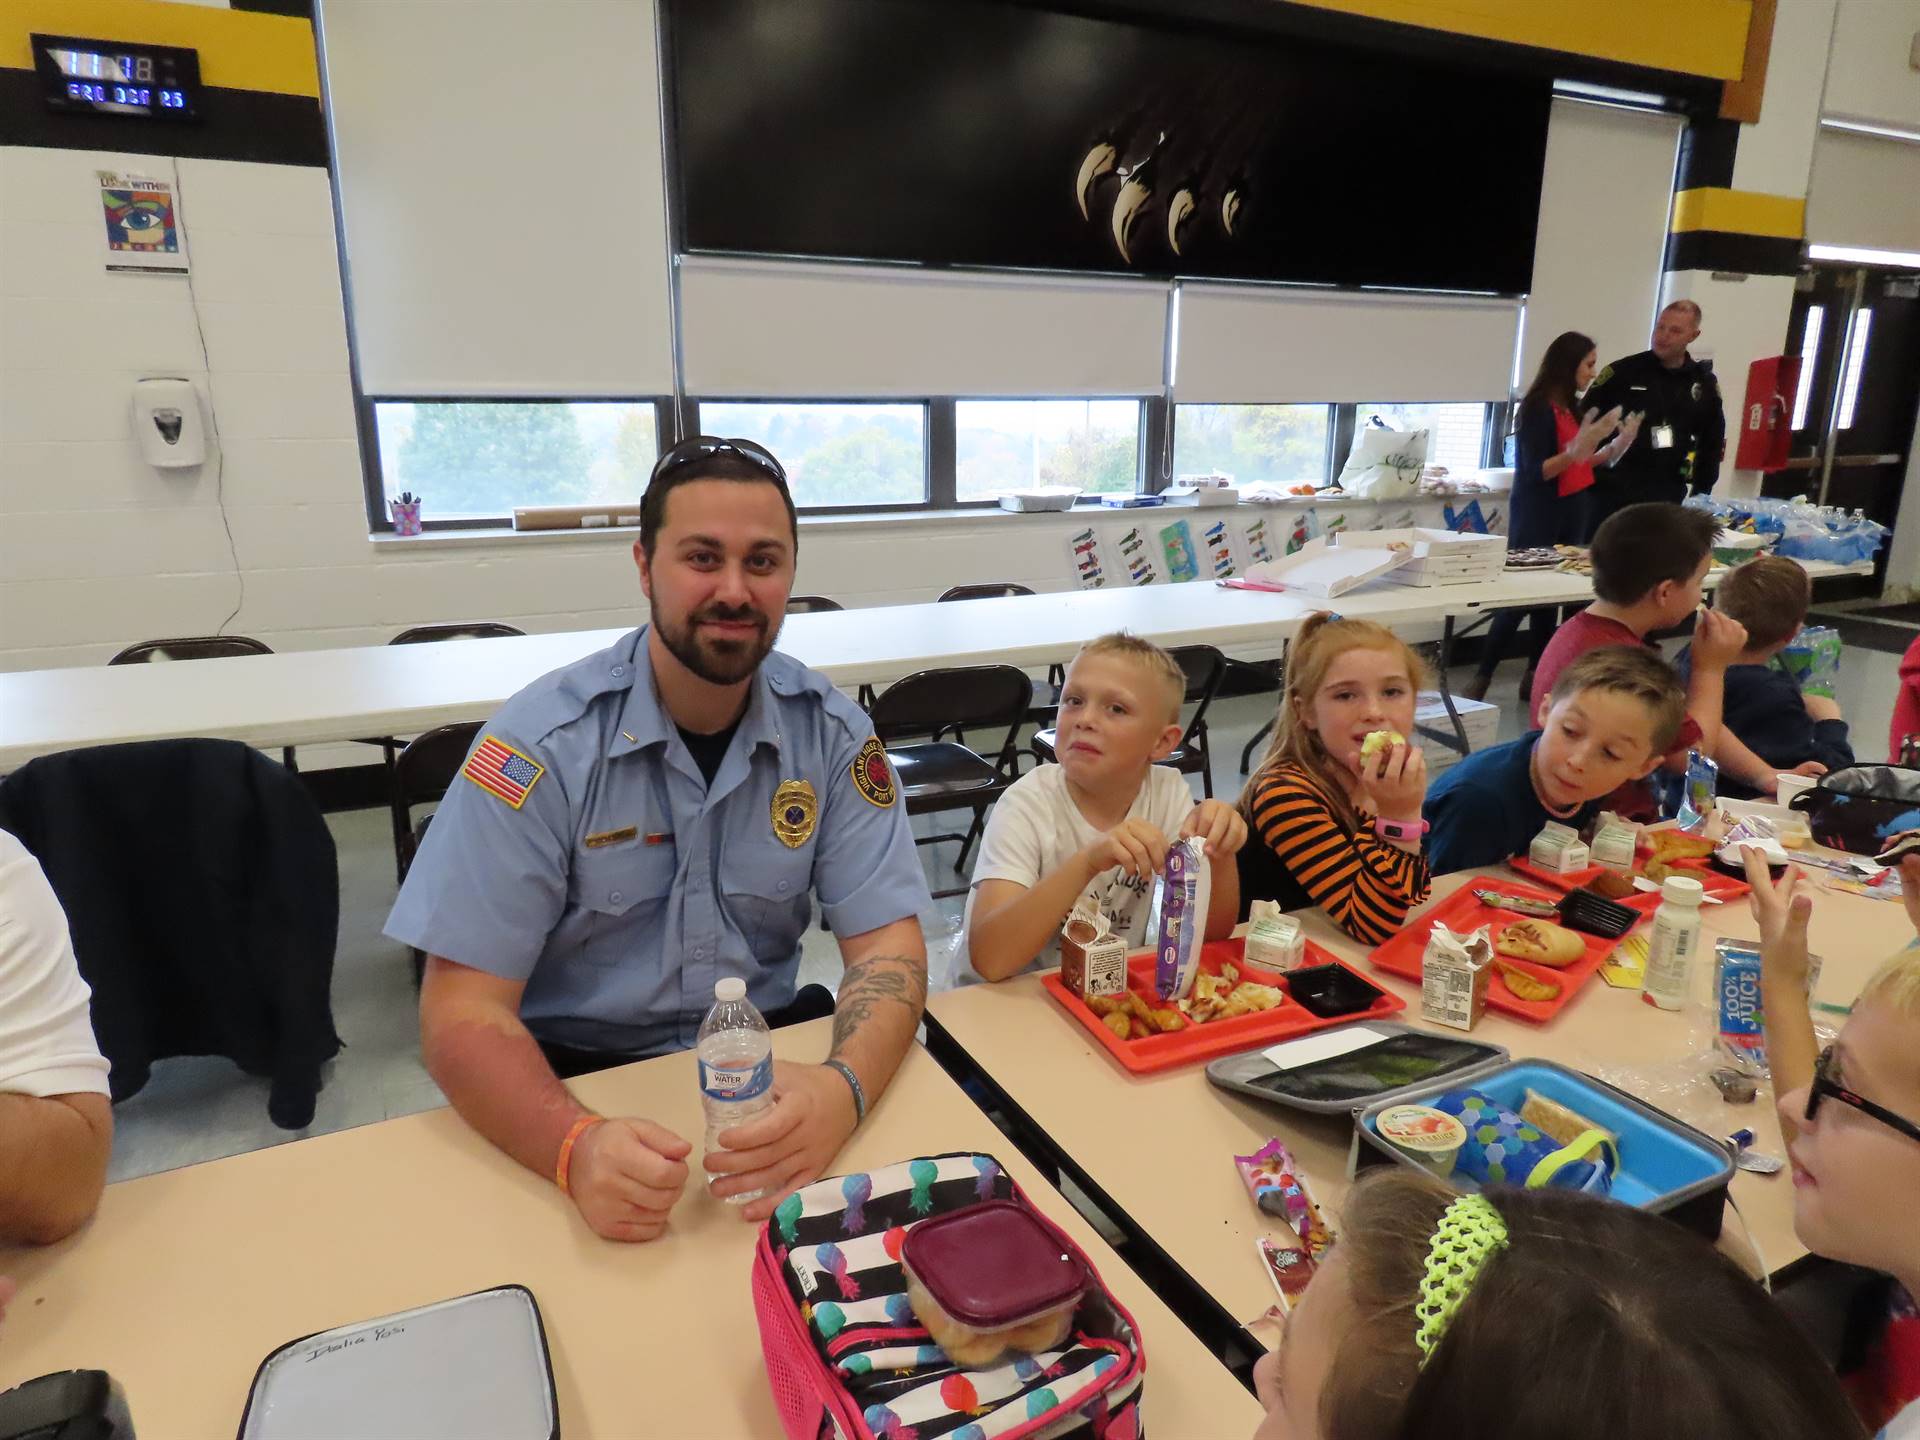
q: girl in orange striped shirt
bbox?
[1236,613,1432,945]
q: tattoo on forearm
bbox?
[829,954,929,1059]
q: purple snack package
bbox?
[1154,836,1210,1001]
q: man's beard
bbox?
[654,600,774,685]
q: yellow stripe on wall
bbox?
[0,0,318,97]
[1286,0,1753,82]
[1670,187,1806,239]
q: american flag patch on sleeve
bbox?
[463,735,545,809]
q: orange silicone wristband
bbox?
[555,1115,603,1195]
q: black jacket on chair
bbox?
[0,739,342,1128]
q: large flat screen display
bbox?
[669,0,1551,293]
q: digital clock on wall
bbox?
[32,34,200,121]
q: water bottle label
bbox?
[700,1054,772,1103]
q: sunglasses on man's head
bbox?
[1808,1046,1920,1145]
[648,435,788,487]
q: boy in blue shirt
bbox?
[1425,646,1687,875]
[1676,555,1853,801]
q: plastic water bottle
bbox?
[698,977,774,1206]
[1642,876,1705,1013]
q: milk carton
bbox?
[1420,922,1493,1032]
[1243,899,1306,973]
[1529,821,1590,874]
[1060,897,1127,1001]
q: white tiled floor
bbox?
[103,642,1907,1182]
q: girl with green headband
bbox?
[1250,1169,1862,1439]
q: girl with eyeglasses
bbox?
[1745,847,1920,1439]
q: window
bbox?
[1835,308,1872,431]
[695,401,927,508]
[1791,307,1824,431]
[1170,404,1332,487]
[955,400,1141,500]
[372,400,658,521]
[1352,402,1489,472]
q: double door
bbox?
[1777,264,1920,597]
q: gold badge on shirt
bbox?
[771,779,818,848]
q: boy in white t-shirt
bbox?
[964,633,1246,982]
[0,828,112,1244]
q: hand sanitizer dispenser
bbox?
[132,377,207,469]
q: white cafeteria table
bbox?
[0,560,1869,772]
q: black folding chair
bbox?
[868,664,1031,900]
[786,595,845,614]
[938,583,1033,604]
[1029,644,1227,797]
[936,583,1064,727]
[367,623,526,874]
[389,621,527,646]
[391,721,485,983]
[111,635,299,772]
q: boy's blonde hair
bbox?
[1714,555,1811,652]
[1546,646,1688,754]
[1241,612,1429,827]
[1070,632,1185,723]
[1861,946,1920,1016]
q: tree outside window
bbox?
[375,401,657,519]
[1171,404,1331,487]
[697,402,926,507]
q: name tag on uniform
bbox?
[583,825,638,850]
[1651,424,1675,450]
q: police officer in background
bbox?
[386,437,931,1241]
[1582,299,1726,535]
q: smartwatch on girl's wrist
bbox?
[1374,816,1429,843]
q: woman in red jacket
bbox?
[1465,331,1638,702]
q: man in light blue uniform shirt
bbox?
[386,439,931,1243]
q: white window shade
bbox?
[1522,98,1681,383]
[320,0,673,397]
[679,257,1169,398]
[1174,285,1520,404]
[1808,128,1920,256]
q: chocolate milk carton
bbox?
[1060,896,1127,1000]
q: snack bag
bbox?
[1234,1139,1334,1259]
[1059,896,1127,1000]
[1243,899,1305,972]
[1257,1235,1316,1310]
[1675,750,1719,831]
[1153,837,1211,1002]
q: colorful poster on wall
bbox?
[1199,517,1236,579]
[1239,516,1275,568]
[1113,525,1159,585]
[1158,519,1199,583]
[98,171,188,273]
[1064,524,1116,589]
[1285,508,1316,554]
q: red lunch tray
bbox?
[1041,936,1403,1076]
[1507,853,1751,913]
[1368,877,1625,1024]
